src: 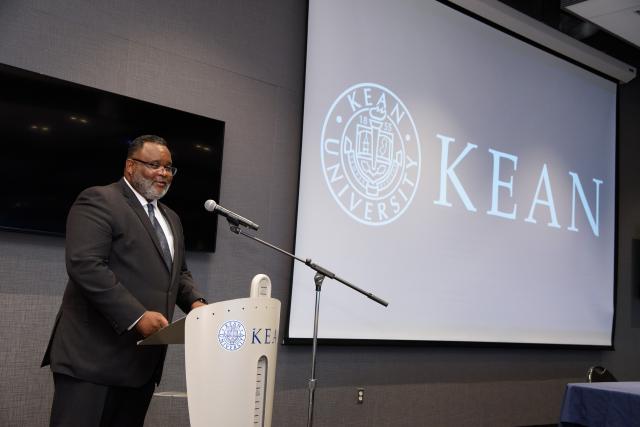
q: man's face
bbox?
[125,142,174,200]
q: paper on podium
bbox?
[137,317,186,345]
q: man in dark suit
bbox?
[42,135,207,427]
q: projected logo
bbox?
[321,83,421,225]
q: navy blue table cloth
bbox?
[560,382,640,427]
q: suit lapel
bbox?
[118,179,173,274]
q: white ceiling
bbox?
[565,0,640,48]
[450,0,636,82]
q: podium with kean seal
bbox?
[139,274,281,427]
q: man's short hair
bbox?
[127,135,168,158]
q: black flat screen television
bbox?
[0,63,224,252]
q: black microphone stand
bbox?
[225,220,388,427]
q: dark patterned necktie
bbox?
[147,203,173,271]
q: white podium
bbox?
[140,274,281,427]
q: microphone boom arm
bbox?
[228,224,389,307]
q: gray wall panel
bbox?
[0,294,58,427]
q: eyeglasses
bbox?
[129,158,178,176]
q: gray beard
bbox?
[131,174,170,200]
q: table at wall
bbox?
[559,382,640,427]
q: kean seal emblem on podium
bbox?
[218,320,246,351]
[321,83,421,225]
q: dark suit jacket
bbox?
[42,178,205,387]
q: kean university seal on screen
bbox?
[321,83,421,225]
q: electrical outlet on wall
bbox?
[357,387,364,404]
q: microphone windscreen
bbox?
[204,199,217,212]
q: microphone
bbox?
[204,200,259,231]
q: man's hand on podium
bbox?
[135,311,169,338]
[191,299,207,310]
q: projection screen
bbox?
[288,0,617,346]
